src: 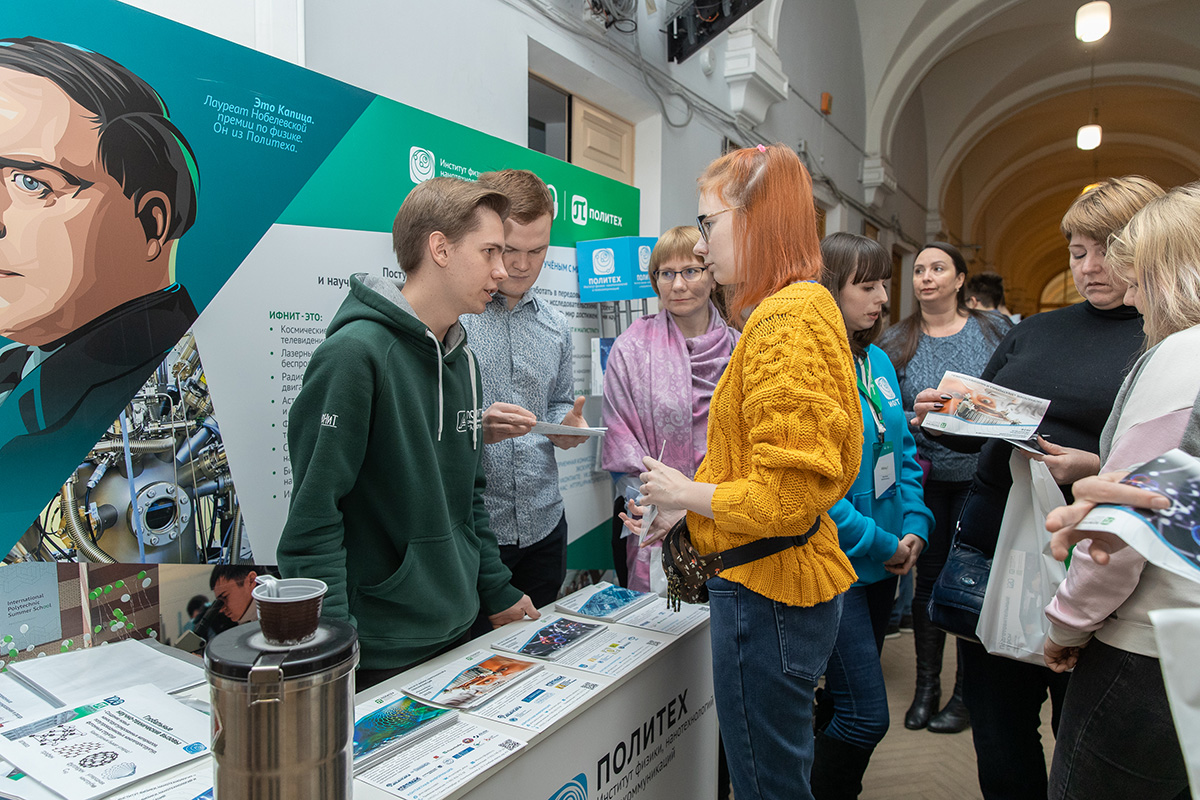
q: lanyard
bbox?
[856,356,887,443]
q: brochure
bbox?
[921,371,1050,441]
[619,598,710,636]
[399,650,542,710]
[529,421,606,438]
[490,617,607,662]
[472,672,606,732]
[555,582,658,622]
[0,676,58,731]
[352,690,458,774]
[562,633,665,677]
[1074,449,1200,582]
[357,721,525,800]
[0,684,210,800]
[6,640,205,709]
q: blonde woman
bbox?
[1042,183,1200,800]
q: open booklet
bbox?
[921,371,1050,443]
[353,690,458,774]
[0,684,209,800]
[554,582,659,622]
[399,650,542,710]
[490,616,607,662]
[1074,449,1200,582]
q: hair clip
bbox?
[756,144,767,153]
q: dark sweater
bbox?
[955,302,1144,556]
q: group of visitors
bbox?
[603,148,1198,800]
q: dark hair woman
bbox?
[877,241,1011,734]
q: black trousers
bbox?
[498,511,569,610]
[960,638,1070,800]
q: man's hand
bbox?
[488,594,541,629]
[909,388,951,432]
[1046,470,1168,563]
[1044,638,1083,673]
[1022,436,1101,485]
[482,402,537,444]
[547,396,589,450]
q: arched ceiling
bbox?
[856,0,1200,316]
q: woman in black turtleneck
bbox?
[912,176,1164,800]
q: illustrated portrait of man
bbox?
[0,37,199,478]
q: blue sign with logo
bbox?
[576,237,658,303]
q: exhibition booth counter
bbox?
[0,588,716,800]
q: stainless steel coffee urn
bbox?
[206,619,358,799]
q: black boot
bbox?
[810,731,875,800]
[904,605,943,730]
[927,656,970,734]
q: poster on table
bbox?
[0,0,639,559]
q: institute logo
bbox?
[592,248,616,275]
[409,146,436,183]
[875,376,897,402]
[546,183,560,219]
[571,194,589,225]
[638,245,652,273]
[548,773,587,800]
[321,413,339,429]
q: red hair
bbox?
[697,143,821,324]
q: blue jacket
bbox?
[830,344,933,586]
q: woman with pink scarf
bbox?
[601,226,739,591]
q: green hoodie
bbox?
[277,274,521,670]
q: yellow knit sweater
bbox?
[688,282,862,606]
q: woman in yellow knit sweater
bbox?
[637,143,862,800]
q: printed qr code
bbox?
[498,739,521,751]
[582,682,598,690]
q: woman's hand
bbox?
[1043,638,1083,673]
[909,388,952,431]
[1046,470,1168,563]
[884,534,926,575]
[638,457,695,511]
[1022,436,1100,485]
[641,508,685,547]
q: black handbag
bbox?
[662,515,821,610]
[927,535,990,641]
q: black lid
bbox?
[204,619,358,681]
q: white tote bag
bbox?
[976,451,1068,665]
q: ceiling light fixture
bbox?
[1077,120,1102,151]
[1075,1,1111,43]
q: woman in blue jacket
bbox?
[811,233,934,800]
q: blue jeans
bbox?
[822,582,894,749]
[1049,639,1189,800]
[707,576,843,800]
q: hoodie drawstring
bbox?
[465,344,479,451]
[425,330,445,441]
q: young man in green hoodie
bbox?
[277,177,539,690]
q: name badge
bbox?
[873,441,896,499]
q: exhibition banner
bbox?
[0,0,638,557]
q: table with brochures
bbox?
[352,589,717,800]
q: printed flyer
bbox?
[471,672,606,733]
[922,371,1049,440]
[490,617,607,662]
[565,634,665,677]
[400,651,542,710]
[353,690,458,774]
[1075,449,1200,582]
[554,582,658,622]
[357,722,525,800]
[619,598,711,636]
[0,685,209,800]
[0,677,56,731]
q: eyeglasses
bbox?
[655,266,709,285]
[697,206,740,243]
